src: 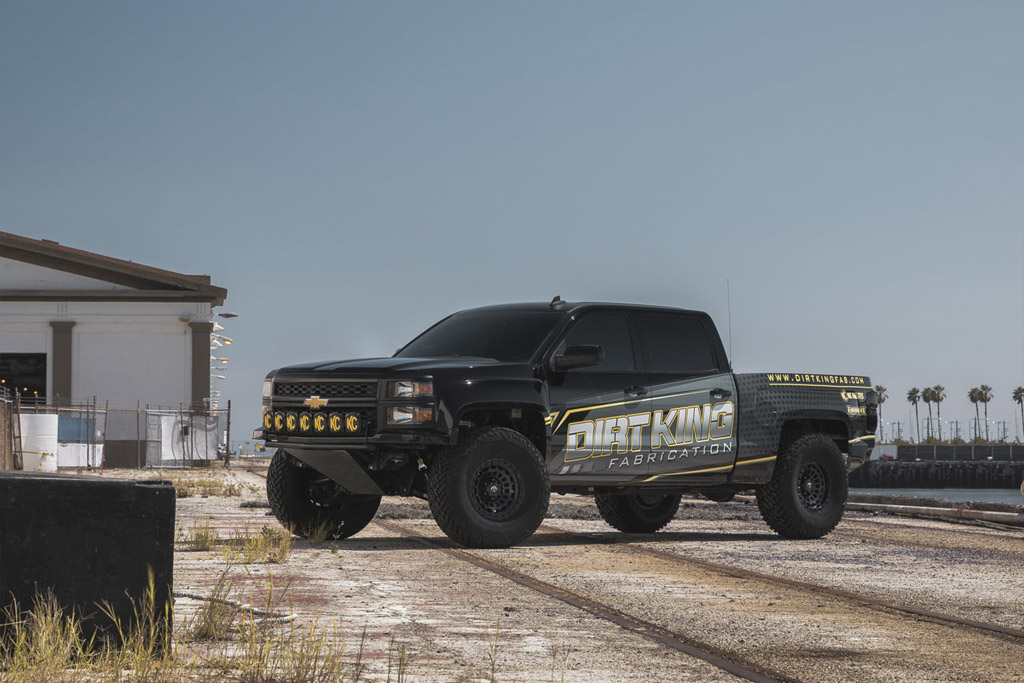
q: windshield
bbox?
[396,309,563,362]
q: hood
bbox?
[274,356,509,377]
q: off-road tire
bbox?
[757,433,847,539]
[427,427,549,549]
[266,450,381,540]
[595,493,682,533]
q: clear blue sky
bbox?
[2,2,1023,442]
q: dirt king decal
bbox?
[565,401,735,469]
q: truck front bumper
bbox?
[252,427,450,449]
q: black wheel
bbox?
[757,433,847,539]
[266,450,381,540]
[427,427,549,548]
[595,492,681,533]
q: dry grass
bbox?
[180,517,219,551]
[303,520,338,545]
[0,574,178,682]
[187,568,239,642]
[140,469,253,498]
[1,571,413,682]
[223,525,293,564]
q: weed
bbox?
[147,471,243,498]
[223,525,293,564]
[386,633,411,683]
[187,567,239,641]
[181,517,218,551]
[304,520,338,544]
[548,640,575,683]
[351,625,367,681]
[0,572,182,682]
[0,592,88,681]
[0,575,413,682]
[488,621,502,683]
[96,568,177,679]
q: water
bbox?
[851,487,1024,505]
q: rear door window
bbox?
[635,314,718,375]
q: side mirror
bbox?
[552,345,604,372]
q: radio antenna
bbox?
[726,279,733,367]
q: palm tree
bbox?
[874,385,887,440]
[980,385,993,440]
[907,388,921,443]
[1014,386,1024,443]
[922,387,935,441]
[932,385,945,442]
[969,387,981,440]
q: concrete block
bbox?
[0,471,175,643]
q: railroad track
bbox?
[373,518,1024,681]
[832,523,1024,557]
[374,519,787,683]
[536,522,1024,643]
[243,468,1021,679]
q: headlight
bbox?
[389,380,433,398]
[387,406,434,424]
[262,380,274,399]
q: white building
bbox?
[0,231,227,466]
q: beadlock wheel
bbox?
[470,459,524,520]
[798,461,828,511]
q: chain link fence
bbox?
[4,394,229,470]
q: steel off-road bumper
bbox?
[254,428,390,496]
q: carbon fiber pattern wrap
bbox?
[730,373,875,484]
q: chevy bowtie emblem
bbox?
[303,395,329,409]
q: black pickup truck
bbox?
[255,300,876,548]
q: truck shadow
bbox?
[335,528,778,552]
[528,530,780,547]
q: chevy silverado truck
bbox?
[254,299,876,548]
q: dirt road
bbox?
[162,467,1023,681]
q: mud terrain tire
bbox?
[427,427,549,549]
[595,493,682,533]
[267,450,381,540]
[757,433,847,539]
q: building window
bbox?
[0,353,47,403]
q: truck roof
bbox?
[460,301,713,318]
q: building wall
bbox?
[0,300,212,407]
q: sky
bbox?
[2,1,1023,444]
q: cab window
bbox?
[562,313,635,372]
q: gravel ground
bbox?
[116,466,1024,681]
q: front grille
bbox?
[274,381,377,399]
[269,379,379,439]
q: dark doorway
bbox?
[0,353,47,404]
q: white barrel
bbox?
[20,414,59,472]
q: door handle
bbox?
[710,388,732,400]
[624,385,647,398]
